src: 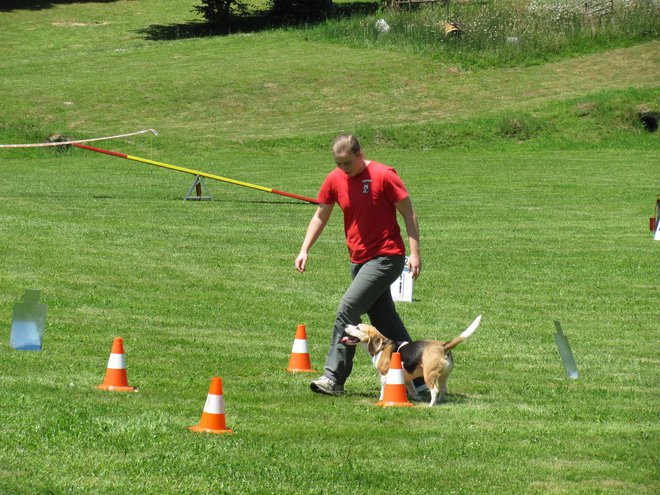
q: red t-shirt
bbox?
[317,161,408,264]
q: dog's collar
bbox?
[371,340,408,358]
[372,341,409,369]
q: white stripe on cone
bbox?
[107,353,126,369]
[385,368,405,385]
[203,393,225,415]
[291,338,309,354]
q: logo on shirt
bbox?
[362,180,372,194]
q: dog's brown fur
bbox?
[342,315,481,406]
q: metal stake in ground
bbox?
[184,175,212,202]
[73,143,319,204]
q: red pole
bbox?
[74,143,318,204]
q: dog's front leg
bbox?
[379,374,387,400]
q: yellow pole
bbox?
[74,143,317,203]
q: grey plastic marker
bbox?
[554,320,579,379]
[10,289,47,351]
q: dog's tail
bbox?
[443,315,481,351]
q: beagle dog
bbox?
[340,315,481,406]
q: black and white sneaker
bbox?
[310,376,344,396]
[413,381,430,401]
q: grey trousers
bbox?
[323,255,412,385]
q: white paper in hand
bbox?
[390,257,413,302]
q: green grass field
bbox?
[1,1,658,494]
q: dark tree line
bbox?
[194,0,334,29]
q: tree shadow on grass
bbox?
[137,2,380,41]
[0,0,117,12]
[136,16,274,41]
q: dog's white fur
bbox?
[342,315,481,406]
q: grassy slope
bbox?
[1,2,658,145]
[0,2,659,494]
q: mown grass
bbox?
[1,1,659,494]
[1,144,658,494]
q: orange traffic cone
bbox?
[377,352,413,407]
[287,324,315,373]
[189,376,234,434]
[97,337,137,392]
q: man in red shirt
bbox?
[295,134,422,396]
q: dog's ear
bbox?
[368,333,384,355]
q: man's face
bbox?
[334,150,364,177]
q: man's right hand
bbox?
[295,252,308,273]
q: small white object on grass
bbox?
[375,19,390,33]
